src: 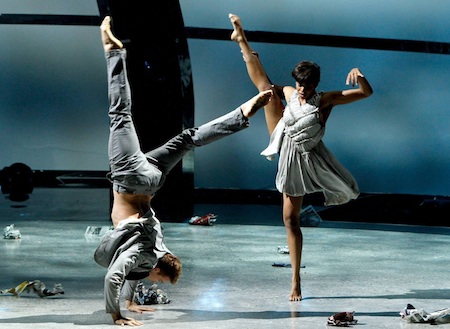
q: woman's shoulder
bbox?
[283,86,296,102]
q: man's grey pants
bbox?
[106,49,249,195]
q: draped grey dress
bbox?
[261,91,359,206]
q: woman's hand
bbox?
[346,68,365,87]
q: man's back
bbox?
[111,190,153,227]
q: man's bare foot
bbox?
[241,90,273,118]
[289,282,302,301]
[229,13,246,43]
[100,16,123,51]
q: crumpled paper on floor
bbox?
[134,282,169,305]
[400,303,450,324]
[1,280,64,298]
[327,311,358,326]
[3,224,21,239]
[189,213,217,226]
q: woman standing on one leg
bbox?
[229,13,373,302]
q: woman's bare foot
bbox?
[100,16,123,51]
[241,90,273,118]
[229,13,246,43]
[289,282,302,301]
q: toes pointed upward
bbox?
[229,13,245,43]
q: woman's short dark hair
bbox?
[291,61,321,86]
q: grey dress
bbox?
[261,91,359,206]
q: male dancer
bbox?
[99,16,272,326]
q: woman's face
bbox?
[295,81,316,100]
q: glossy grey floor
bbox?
[1,188,449,328]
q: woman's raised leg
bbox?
[229,13,283,135]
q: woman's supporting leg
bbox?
[229,13,283,135]
[282,193,304,301]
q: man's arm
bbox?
[105,249,144,325]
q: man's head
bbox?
[149,253,182,284]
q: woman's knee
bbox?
[255,81,273,92]
[283,213,300,229]
[282,195,303,228]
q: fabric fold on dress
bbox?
[260,119,285,161]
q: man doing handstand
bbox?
[99,16,272,326]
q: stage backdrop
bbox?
[0,0,449,196]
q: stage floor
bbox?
[1,188,449,328]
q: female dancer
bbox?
[229,13,373,301]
